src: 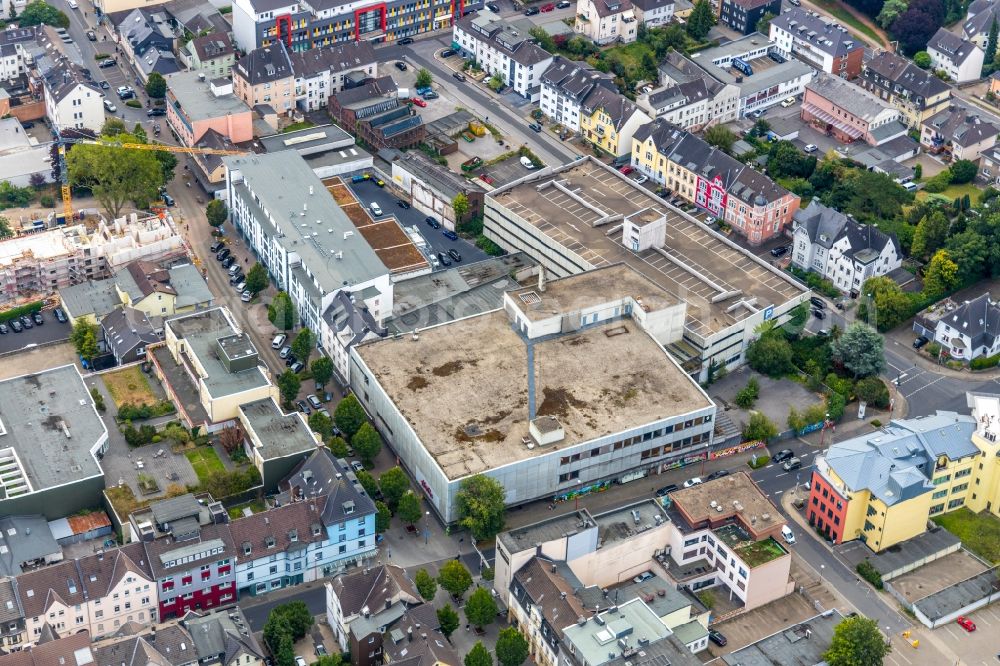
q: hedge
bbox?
[0,301,43,323]
[856,560,884,590]
[971,354,1000,370]
[116,400,176,422]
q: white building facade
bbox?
[453,14,553,100]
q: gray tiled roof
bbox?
[329,565,419,618]
[541,57,615,102]
[772,8,864,58]
[806,73,895,123]
[101,307,159,358]
[456,13,553,67]
[278,448,378,525]
[168,264,214,309]
[863,51,951,106]
[928,28,981,66]
[234,41,293,87]
[923,103,1000,148]
[0,517,59,578]
[290,41,376,78]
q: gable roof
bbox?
[330,565,419,618]
[42,60,100,105]
[278,448,378,525]
[512,557,587,639]
[455,13,554,67]
[229,497,328,559]
[234,41,294,86]
[580,85,644,129]
[0,629,92,666]
[928,28,982,65]
[771,8,864,57]
[100,307,159,358]
[922,103,1000,148]
[541,57,616,103]
[941,293,1000,347]
[590,0,634,18]
[190,32,233,62]
[290,41,376,78]
[864,51,951,105]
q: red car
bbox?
[618,165,635,175]
[410,97,427,107]
[957,616,976,632]
[540,2,555,10]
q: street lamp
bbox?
[423,511,430,545]
[818,412,831,448]
[574,480,583,510]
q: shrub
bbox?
[747,455,770,469]
[94,52,111,60]
[89,387,105,412]
[0,301,43,323]
[734,377,760,409]
[925,341,941,358]
[116,400,176,421]
[971,354,1000,370]
[854,376,890,408]
[824,373,854,399]
[40,194,54,208]
[856,560,883,589]
[922,169,952,193]
[125,99,142,108]
[870,419,882,427]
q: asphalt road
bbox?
[883,344,998,417]
[242,584,327,632]
[347,179,489,267]
[0,312,70,354]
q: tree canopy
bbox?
[145,72,167,99]
[495,627,530,666]
[19,1,69,27]
[206,199,228,227]
[244,262,269,296]
[704,125,736,153]
[743,412,778,442]
[437,604,460,639]
[414,568,437,601]
[311,356,334,386]
[456,474,506,541]
[396,490,423,525]
[291,328,314,364]
[465,587,498,630]
[268,291,297,330]
[375,501,391,533]
[379,467,410,510]
[438,560,473,598]
[831,323,885,378]
[823,616,890,666]
[686,0,715,40]
[465,642,493,666]
[416,68,433,89]
[276,370,301,405]
[746,334,794,377]
[352,422,382,466]
[334,394,366,439]
[66,133,163,219]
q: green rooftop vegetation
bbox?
[734,536,787,567]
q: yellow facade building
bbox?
[579,87,650,158]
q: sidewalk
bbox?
[886,324,1000,380]
[794,390,909,451]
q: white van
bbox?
[369,202,383,217]
[68,0,78,8]
[902,181,918,192]
[519,156,535,170]
[781,525,796,545]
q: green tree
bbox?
[465,587,498,630]
[858,276,913,331]
[244,262,269,296]
[767,141,816,180]
[355,469,378,497]
[379,466,410,510]
[946,229,990,285]
[206,199,228,227]
[18,0,68,27]
[79,329,99,365]
[855,376,890,408]
[495,627,530,666]
[268,291,297,330]
[145,72,167,99]
[987,17,999,72]
[328,435,350,457]
[311,356,334,387]
[529,26,556,52]
[308,411,333,437]
[352,422,382,466]
[746,334,794,377]
[910,210,950,260]
[465,642,493,666]
[755,10,775,34]
[416,68,433,89]
[67,134,162,219]
[704,125,736,153]
[452,192,470,221]
[437,604,460,639]
[743,412,778,442]
[274,632,295,666]
[375,500,391,533]
[734,377,760,409]
[913,50,932,68]
[277,370,301,406]
[0,216,11,238]
[456,474,506,541]
[291,328,314,364]
[397,490,423,525]
[438,559,473,598]
[315,656,343,666]
[414,568,438,601]
[877,0,908,27]
[823,616,890,666]
[687,0,715,40]
[70,319,98,359]
[334,394,366,439]
[950,159,978,184]
[923,249,960,300]
[831,323,885,378]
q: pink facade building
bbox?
[165,71,253,147]
[801,73,906,146]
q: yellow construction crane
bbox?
[55,134,248,222]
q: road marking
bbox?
[800,452,812,458]
[773,490,783,495]
[903,374,947,398]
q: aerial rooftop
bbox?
[0,365,107,495]
[166,70,250,121]
[240,398,319,461]
[355,305,711,479]
[497,509,594,554]
[592,500,669,547]
[669,471,783,535]
[489,157,805,337]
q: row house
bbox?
[860,50,952,129]
[920,102,1000,163]
[539,57,617,132]
[232,41,296,116]
[636,78,734,132]
[290,41,377,111]
[452,13,553,100]
[631,119,799,245]
[179,32,236,79]
[769,8,865,79]
[579,86,651,157]
[16,542,157,644]
[42,60,103,134]
[325,565,420,653]
[0,580,25,652]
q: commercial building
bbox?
[860,50,952,129]
[721,611,844,664]
[631,119,800,244]
[229,0,483,54]
[574,0,638,45]
[0,365,108,520]
[483,156,809,381]
[539,57,617,132]
[453,13,554,100]
[659,35,815,119]
[225,151,391,341]
[237,397,320,490]
[719,0,781,35]
[808,411,980,551]
[178,32,236,79]
[0,118,53,189]
[372,604,457,666]
[350,263,716,522]
[387,150,486,229]
[913,293,1000,362]
[166,71,254,147]
[919,102,1000,163]
[42,60,104,133]
[790,201,901,296]
[290,41,377,111]
[154,306,278,428]
[328,76,425,150]
[769,8,865,79]
[927,28,984,84]
[579,86,651,157]
[0,214,184,307]
[232,42,296,115]
[800,73,906,146]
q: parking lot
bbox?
[930,605,1000,666]
[0,311,71,355]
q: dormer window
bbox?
[243,542,252,557]
[288,529,298,543]
[265,536,275,548]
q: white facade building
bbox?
[631,0,675,26]
[43,61,104,133]
[927,28,985,84]
[290,42,377,112]
[791,201,901,296]
[539,57,616,131]
[574,0,637,44]
[636,78,737,130]
[453,13,553,100]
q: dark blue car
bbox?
[442,229,458,241]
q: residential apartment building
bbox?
[574,0,638,44]
[658,35,814,119]
[860,50,952,129]
[0,27,40,80]
[16,542,157,643]
[115,8,178,81]
[927,27,984,83]
[328,76,426,149]
[920,102,1000,163]
[101,307,160,365]
[539,57,617,132]
[326,565,420,654]
[978,144,1000,183]
[631,119,800,244]
[800,73,906,146]
[166,71,254,147]
[356,604,453,666]
[914,293,1000,362]
[42,60,103,133]
[290,41,377,111]
[229,0,484,53]
[179,32,236,79]
[636,78,735,131]
[963,0,1000,48]
[453,13,553,100]
[580,86,651,157]
[769,8,865,79]
[809,411,980,551]
[631,0,675,26]
[791,201,901,297]
[224,151,392,341]
[350,265,717,523]
[233,42,296,115]
[719,0,781,35]
[0,214,184,307]
[153,306,278,428]
[0,580,25,652]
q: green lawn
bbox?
[916,182,982,204]
[932,508,1000,563]
[227,499,267,519]
[808,0,882,44]
[185,447,226,484]
[282,120,315,133]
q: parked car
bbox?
[103,99,117,113]
[410,97,427,107]
[295,654,308,666]
[809,296,825,309]
[234,281,246,292]
[241,290,252,302]
[210,241,224,253]
[161,192,174,206]
[147,108,166,117]
[307,394,323,410]
[86,30,96,40]
[812,308,825,320]
[290,361,305,373]
[706,469,729,481]
[682,477,702,488]
[272,333,287,349]
[780,97,796,108]
[99,80,109,89]
[0,323,7,334]
[442,229,458,241]
[54,308,67,323]
[486,1,500,9]
[708,630,727,647]
[957,616,976,632]
[19,315,31,329]
[438,252,452,267]
[440,49,456,57]
[557,0,571,6]
[9,320,21,333]
[618,165,635,175]
[632,571,653,583]
[315,644,328,657]
[528,122,543,132]
[369,202,383,216]
[452,72,466,82]
[540,2,555,10]
[772,449,794,463]
[351,460,365,473]
[524,6,539,14]
[99,58,116,68]
[32,312,43,325]
[783,457,802,471]
[399,37,414,44]
[769,245,788,257]
[426,216,441,229]
[634,174,648,185]
[913,335,930,349]
[397,199,411,208]
[422,90,439,99]
[781,525,796,545]
[395,61,408,71]
[655,484,678,497]
[448,248,462,262]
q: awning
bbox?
[802,102,864,140]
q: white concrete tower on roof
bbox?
[223,152,392,349]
